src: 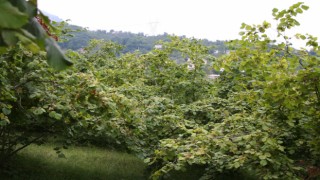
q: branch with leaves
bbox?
[0,0,72,70]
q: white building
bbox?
[154,44,163,49]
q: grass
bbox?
[0,144,146,180]
[0,143,256,180]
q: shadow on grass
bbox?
[1,155,259,180]
[0,149,146,180]
[0,144,258,180]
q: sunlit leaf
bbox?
[32,107,46,115]
[49,111,62,120]
[301,5,309,10]
[272,8,278,13]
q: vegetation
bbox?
[0,0,72,70]
[0,144,146,180]
[1,1,320,180]
[58,25,228,56]
[147,3,320,179]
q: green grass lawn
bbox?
[0,144,253,180]
[0,144,146,180]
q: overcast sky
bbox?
[38,0,319,47]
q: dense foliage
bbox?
[0,0,73,165]
[0,0,72,70]
[1,1,320,180]
[146,3,320,179]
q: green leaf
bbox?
[259,155,266,160]
[23,18,46,48]
[260,159,267,166]
[258,27,265,33]
[15,31,40,52]
[49,111,62,120]
[301,5,309,10]
[45,38,73,70]
[234,162,241,168]
[2,29,40,52]
[263,21,270,28]
[33,107,46,115]
[0,0,28,28]
[292,3,301,9]
[272,8,278,13]
[9,0,37,17]
[278,10,285,18]
[1,30,19,46]
[2,108,11,115]
[296,8,303,14]
[144,158,151,163]
[240,23,246,29]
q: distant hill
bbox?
[44,14,228,57]
[58,25,229,57]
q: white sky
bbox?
[38,0,319,47]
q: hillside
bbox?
[57,25,228,56]
[60,26,228,55]
[44,13,229,56]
